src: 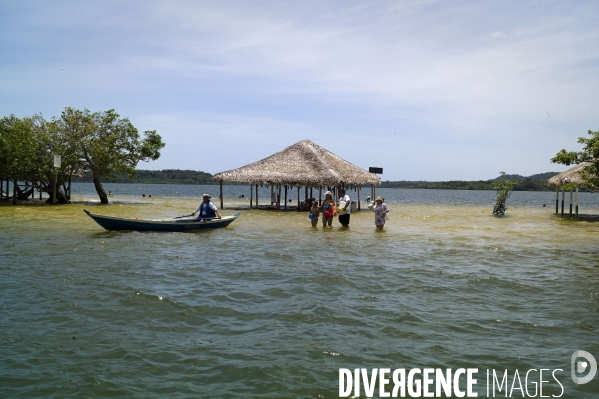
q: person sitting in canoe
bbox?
[192,193,222,220]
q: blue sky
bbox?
[1,0,598,181]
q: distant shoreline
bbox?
[71,169,565,192]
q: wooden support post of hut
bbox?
[575,186,579,219]
[304,186,308,208]
[256,184,258,207]
[555,187,558,214]
[277,185,281,210]
[297,186,300,211]
[250,184,253,208]
[569,189,573,218]
[561,189,564,217]
[357,185,361,210]
[219,180,223,210]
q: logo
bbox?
[571,350,597,384]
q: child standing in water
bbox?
[309,199,319,227]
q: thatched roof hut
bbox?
[548,162,597,219]
[213,140,381,187]
[547,162,592,187]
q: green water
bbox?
[1,186,598,398]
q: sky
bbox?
[1,0,598,181]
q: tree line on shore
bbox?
[73,169,561,191]
[379,172,560,191]
[72,169,214,185]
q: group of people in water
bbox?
[308,189,351,228]
[195,189,390,229]
[308,189,389,229]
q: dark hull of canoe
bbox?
[84,209,239,232]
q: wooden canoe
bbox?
[84,209,240,232]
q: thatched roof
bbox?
[213,140,381,186]
[548,162,592,187]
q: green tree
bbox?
[492,172,517,216]
[54,107,165,204]
[0,114,81,202]
[551,130,599,188]
[0,115,43,181]
[0,115,53,200]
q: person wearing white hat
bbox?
[319,191,335,227]
[192,193,221,220]
[373,196,389,229]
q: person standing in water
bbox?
[373,196,389,230]
[309,199,319,227]
[337,188,351,227]
[319,191,335,227]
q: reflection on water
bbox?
[1,185,598,397]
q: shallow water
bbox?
[1,185,598,398]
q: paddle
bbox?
[172,214,193,219]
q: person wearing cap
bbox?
[337,188,351,227]
[192,193,221,220]
[319,191,335,227]
[373,196,389,229]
